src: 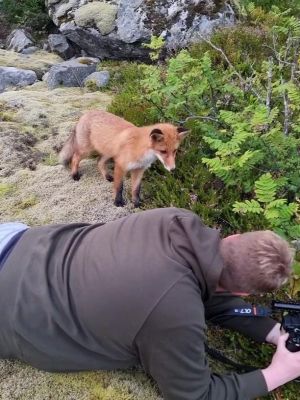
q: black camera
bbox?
[272,300,300,352]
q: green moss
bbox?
[42,153,59,166]
[0,183,15,197]
[52,370,160,400]
[17,196,38,209]
[85,79,99,92]
[0,49,62,78]
[0,111,16,122]
[74,2,118,35]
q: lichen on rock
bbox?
[74,2,118,35]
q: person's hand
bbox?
[262,333,300,391]
[265,323,283,346]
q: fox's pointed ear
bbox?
[177,126,189,141]
[150,128,164,142]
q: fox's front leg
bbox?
[71,152,82,181]
[131,168,145,208]
[113,163,126,207]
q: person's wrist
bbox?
[262,364,292,391]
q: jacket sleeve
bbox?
[134,276,269,400]
[205,293,277,343]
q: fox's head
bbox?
[149,124,189,171]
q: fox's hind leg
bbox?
[97,155,113,182]
[113,163,126,207]
[131,168,145,208]
[71,152,82,181]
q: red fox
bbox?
[59,110,188,207]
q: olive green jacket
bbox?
[0,208,276,399]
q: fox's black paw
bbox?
[72,172,81,181]
[105,174,114,182]
[114,198,126,207]
[133,199,142,208]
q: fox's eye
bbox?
[160,150,167,154]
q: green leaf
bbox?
[255,173,277,203]
[233,200,263,214]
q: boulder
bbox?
[48,33,76,59]
[60,22,149,60]
[0,67,37,92]
[84,71,110,89]
[0,49,63,80]
[45,0,235,60]
[6,29,35,53]
[21,46,39,55]
[46,57,99,89]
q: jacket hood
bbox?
[168,210,224,301]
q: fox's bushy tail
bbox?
[59,127,76,168]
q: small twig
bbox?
[280,75,290,136]
[178,115,220,125]
[144,96,168,120]
[198,34,263,102]
[266,57,273,116]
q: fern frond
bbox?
[233,200,263,214]
[255,173,277,203]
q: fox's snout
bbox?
[157,153,176,172]
[150,125,189,173]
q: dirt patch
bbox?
[0,124,42,177]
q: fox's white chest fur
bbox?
[127,150,157,171]
[127,149,157,171]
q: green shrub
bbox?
[109,7,300,241]
[0,0,50,32]
[190,25,272,74]
[107,62,156,126]
[233,0,300,14]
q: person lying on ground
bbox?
[0,208,298,400]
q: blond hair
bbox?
[219,230,294,293]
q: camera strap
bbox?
[206,304,300,383]
[205,304,270,374]
[221,304,271,317]
[204,343,258,373]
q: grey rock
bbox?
[45,0,235,60]
[60,22,150,60]
[0,67,37,92]
[48,34,76,59]
[6,29,35,53]
[20,46,39,55]
[84,71,110,88]
[42,72,50,82]
[46,57,99,89]
[116,1,150,44]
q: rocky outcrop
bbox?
[45,0,235,60]
[0,67,37,92]
[48,34,77,59]
[46,56,99,89]
[6,29,35,53]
